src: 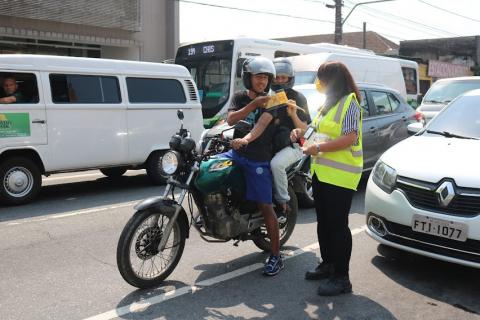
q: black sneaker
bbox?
[263,255,284,276]
[305,262,334,280]
[317,275,352,296]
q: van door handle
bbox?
[32,119,46,124]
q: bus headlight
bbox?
[161,151,181,175]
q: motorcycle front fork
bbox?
[156,163,198,251]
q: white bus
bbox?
[175,37,376,127]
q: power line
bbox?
[344,0,459,36]
[417,0,480,23]
[176,0,334,24]
[342,2,450,38]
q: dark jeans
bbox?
[312,175,354,276]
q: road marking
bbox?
[3,201,137,226]
[83,225,367,320]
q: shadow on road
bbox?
[0,174,165,222]
[113,250,396,320]
[371,244,480,316]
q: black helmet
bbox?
[272,58,295,91]
[241,57,276,94]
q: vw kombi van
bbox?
[0,55,203,205]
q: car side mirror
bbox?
[407,122,423,135]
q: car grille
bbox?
[396,177,480,217]
[382,219,480,264]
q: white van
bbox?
[0,55,203,205]
[289,52,408,101]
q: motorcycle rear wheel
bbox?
[253,186,298,252]
[116,209,186,289]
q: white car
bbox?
[365,89,480,269]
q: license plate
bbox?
[412,214,468,242]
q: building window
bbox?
[126,78,186,103]
[50,74,121,103]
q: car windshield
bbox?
[426,93,480,140]
[423,80,480,104]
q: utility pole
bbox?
[334,0,343,44]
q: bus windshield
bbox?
[175,40,234,119]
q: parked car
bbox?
[365,89,480,269]
[294,82,419,171]
[417,76,480,123]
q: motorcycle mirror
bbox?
[235,120,252,133]
[177,109,184,120]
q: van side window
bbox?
[371,91,393,115]
[402,67,417,95]
[0,72,39,104]
[50,74,121,104]
[126,78,186,103]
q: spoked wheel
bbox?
[116,209,186,288]
[253,186,298,251]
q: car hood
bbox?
[381,135,480,188]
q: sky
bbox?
[179,0,480,45]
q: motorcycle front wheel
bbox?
[253,186,298,251]
[116,209,186,289]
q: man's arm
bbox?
[0,95,17,104]
[227,95,270,126]
[231,112,273,149]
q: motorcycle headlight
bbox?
[372,161,397,194]
[161,151,181,175]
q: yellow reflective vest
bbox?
[311,92,363,190]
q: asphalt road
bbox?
[0,171,479,320]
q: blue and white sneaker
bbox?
[263,255,284,276]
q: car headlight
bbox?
[372,161,397,194]
[161,151,180,175]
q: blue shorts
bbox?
[221,150,272,204]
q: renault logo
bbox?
[435,181,455,207]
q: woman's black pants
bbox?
[312,175,354,276]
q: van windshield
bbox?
[423,80,480,104]
[294,71,317,85]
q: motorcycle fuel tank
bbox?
[194,158,245,195]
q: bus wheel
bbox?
[146,151,168,185]
[0,157,42,205]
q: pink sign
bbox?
[428,60,472,78]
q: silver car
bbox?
[295,83,419,171]
[417,76,480,123]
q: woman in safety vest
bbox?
[290,61,363,296]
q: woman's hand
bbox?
[231,138,248,150]
[290,128,302,142]
[302,143,320,156]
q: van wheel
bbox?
[0,157,42,205]
[146,151,167,185]
[100,167,127,178]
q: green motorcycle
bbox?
[116,110,298,289]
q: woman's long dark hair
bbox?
[317,61,360,116]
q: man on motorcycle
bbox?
[270,58,311,219]
[226,57,284,276]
